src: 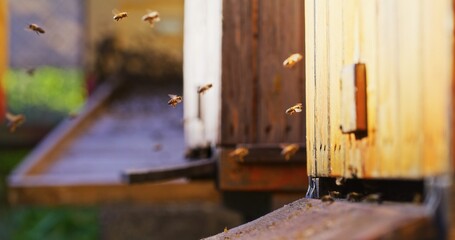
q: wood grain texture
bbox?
[220,0,257,145]
[305,0,316,177]
[314,0,330,176]
[205,198,436,240]
[257,0,305,143]
[8,180,220,205]
[306,0,453,178]
[218,149,307,191]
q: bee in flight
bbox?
[197,83,213,95]
[5,112,25,132]
[142,10,160,27]
[168,94,182,107]
[280,143,299,161]
[283,53,303,69]
[113,9,128,21]
[285,103,303,115]
[320,195,334,204]
[27,24,45,35]
[229,147,249,162]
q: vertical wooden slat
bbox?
[376,0,400,177]
[328,0,343,177]
[421,0,452,175]
[360,1,379,177]
[314,0,330,176]
[305,0,316,176]
[396,0,422,177]
[341,0,360,178]
[220,0,258,145]
[257,0,304,144]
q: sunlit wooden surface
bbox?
[305,0,453,179]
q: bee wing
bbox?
[168,94,177,99]
[112,9,120,15]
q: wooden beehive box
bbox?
[184,0,307,191]
[304,0,453,179]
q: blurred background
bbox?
[0,0,219,239]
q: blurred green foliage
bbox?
[0,150,98,240]
[5,67,86,124]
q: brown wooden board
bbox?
[218,149,307,191]
[257,0,305,143]
[220,0,258,145]
[204,198,436,240]
[8,180,220,206]
[218,0,306,191]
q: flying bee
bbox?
[167,94,182,107]
[283,53,303,69]
[27,24,45,35]
[142,10,160,27]
[346,192,363,202]
[285,103,303,115]
[320,195,334,204]
[112,9,128,21]
[335,177,346,186]
[347,165,358,178]
[5,112,25,133]
[280,143,299,161]
[229,147,249,162]
[197,83,213,95]
[329,191,341,198]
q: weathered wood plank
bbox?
[257,0,304,144]
[218,149,307,191]
[421,0,452,175]
[205,198,436,240]
[305,0,316,176]
[9,83,117,176]
[341,0,360,178]
[8,180,220,205]
[360,0,379,177]
[397,0,422,177]
[234,143,306,164]
[307,0,452,178]
[327,0,343,177]
[314,0,330,176]
[220,0,258,145]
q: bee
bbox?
[113,9,128,21]
[224,227,228,233]
[347,165,358,178]
[142,10,160,27]
[285,103,303,115]
[363,193,383,204]
[167,94,182,107]
[335,177,345,186]
[328,191,341,198]
[346,192,363,202]
[5,112,25,132]
[320,195,334,204]
[197,83,213,95]
[27,24,45,35]
[229,147,249,162]
[280,143,299,161]
[283,53,303,69]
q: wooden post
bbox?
[0,0,7,121]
